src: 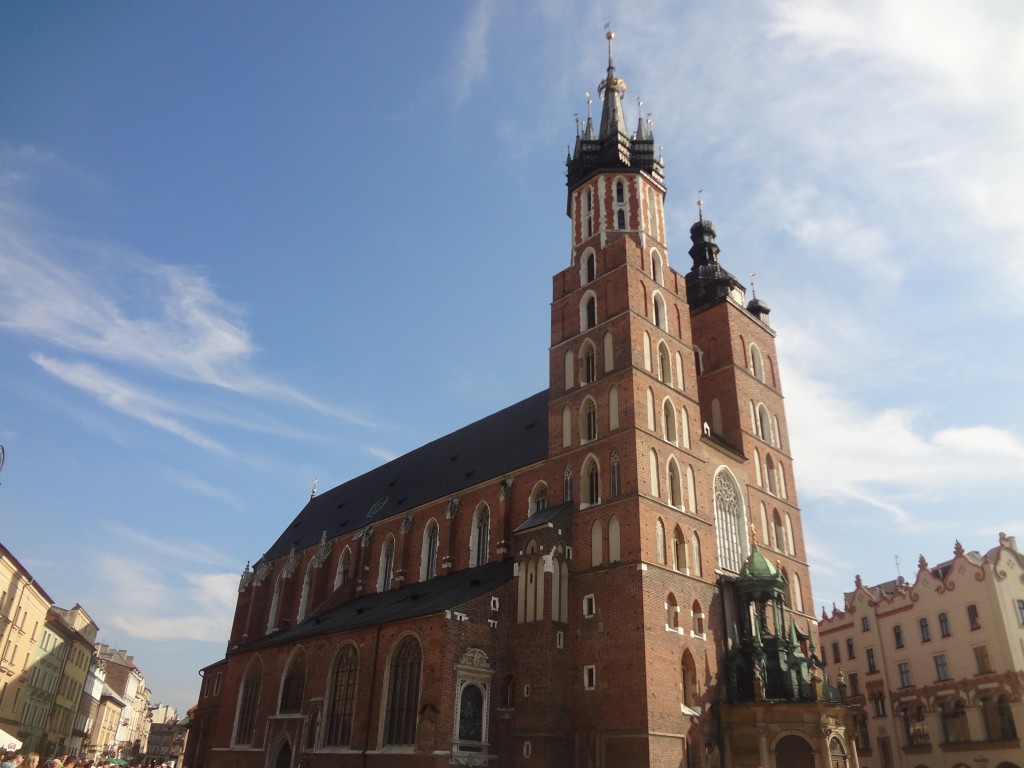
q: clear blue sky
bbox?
[2,1,1022,714]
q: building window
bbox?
[582,345,596,384]
[1016,598,1024,626]
[934,654,951,681]
[616,209,626,229]
[583,251,596,284]
[583,457,600,506]
[279,649,306,714]
[848,672,859,696]
[691,601,705,637]
[846,639,855,660]
[893,625,904,649]
[897,662,912,688]
[610,451,621,497]
[564,466,573,502]
[974,645,992,675]
[324,645,358,747]
[583,665,596,690]
[941,699,969,743]
[584,295,597,329]
[421,520,439,581]
[866,647,877,673]
[939,611,951,637]
[583,594,596,617]
[234,663,262,746]
[378,536,395,592]
[831,642,840,665]
[713,468,745,574]
[872,693,886,717]
[615,180,624,204]
[583,400,597,442]
[861,616,870,632]
[919,617,931,642]
[655,518,666,565]
[471,505,490,566]
[750,344,764,382]
[967,603,981,630]
[456,682,486,753]
[383,637,422,746]
[529,483,547,516]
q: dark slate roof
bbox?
[241,560,514,651]
[514,502,571,533]
[263,390,550,561]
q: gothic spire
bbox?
[598,31,628,140]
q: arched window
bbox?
[610,450,621,496]
[651,250,664,285]
[581,293,597,330]
[420,520,439,581]
[609,515,621,563]
[658,342,672,384]
[279,649,306,714]
[609,385,619,430]
[267,572,285,633]
[692,600,705,636]
[383,637,422,746]
[681,405,690,448]
[773,509,786,552]
[667,459,682,508]
[649,448,660,496]
[686,465,697,513]
[758,404,773,444]
[324,645,358,747]
[615,179,625,204]
[692,533,702,577]
[582,342,596,384]
[675,351,685,391]
[591,520,603,567]
[234,659,262,746]
[714,468,746,573]
[940,698,969,743]
[603,331,614,372]
[672,526,685,571]
[582,456,600,506]
[765,455,779,496]
[583,188,593,238]
[563,466,573,501]
[655,518,666,565]
[750,344,764,381]
[785,512,795,555]
[471,505,490,566]
[711,398,723,435]
[335,547,351,588]
[378,536,395,592]
[529,483,548,517]
[792,570,805,612]
[616,209,626,229]
[563,350,574,390]
[667,593,679,628]
[646,187,659,238]
[561,404,571,448]
[759,503,769,546]
[582,250,596,284]
[653,293,667,331]
[664,399,677,444]
[646,388,656,431]
[297,560,315,623]
[681,651,698,710]
[581,398,598,442]
[643,332,652,371]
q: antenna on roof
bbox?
[895,554,902,580]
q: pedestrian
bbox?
[1,753,23,768]
[24,755,39,768]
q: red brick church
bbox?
[185,33,857,768]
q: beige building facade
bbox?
[820,533,1024,768]
[0,544,55,753]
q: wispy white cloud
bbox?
[454,0,497,104]
[103,524,236,569]
[32,354,233,456]
[93,554,237,643]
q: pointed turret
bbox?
[566,31,663,192]
[685,201,746,311]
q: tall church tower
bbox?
[532,32,855,767]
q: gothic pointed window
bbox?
[672,527,684,571]
[529,483,547,516]
[581,293,597,330]
[583,457,600,506]
[582,250,596,284]
[714,468,746,574]
[457,683,485,750]
[653,293,667,331]
[610,451,621,497]
[582,342,596,384]
[471,505,490,566]
[234,660,262,746]
[583,189,593,238]
[655,518,666,565]
[750,344,764,382]
[667,459,682,508]
[324,644,358,747]
[581,399,597,442]
[564,466,573,501]
[383,637,422,746]
[421,520,439,581]
[336,547,351,588]
[378,535,395,592]
[658,342,672,384]
[663,399,677,444]
[615,180,625,204]
[616,209,625,229]
[651,250,664,285]
[279,649,306,714]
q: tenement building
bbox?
[820,534,1024,768]
[187,34,856,768]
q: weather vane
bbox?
[697,189,704,221]
[749,273,757,299]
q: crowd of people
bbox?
[1,752,166,768]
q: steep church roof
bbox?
[262,390,550,561]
